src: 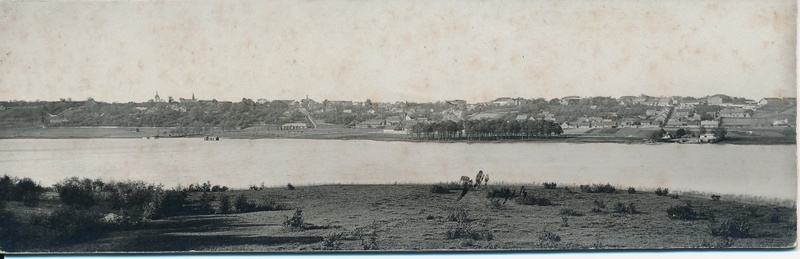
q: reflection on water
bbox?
[0,138,796,200]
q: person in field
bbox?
[473,170,484,189]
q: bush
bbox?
[230,194,284,213]
[542,182,557,189]
[447,207,469,222]
[284,208,305,231]
[445,211,493,241]
[711,194,721,201]
[145,188,189,219]
[219,195,231,214]
[429,184,451,194]
[105,180,159,217]
[580,184,616,193]
[627,187,636,194]
[321,232,344,250]
[560,208,584,216]
[593,199,606,209]
[710,216,752,238]
[538,229,561,242]
[516,195,552,206]
[287,183,295,190]
[0,175,13,200]
[197,192,214,214]
[613,202,637,214]
[210,185,228,192]
[54,177,96,208]
[15,178,43,207]
[670,194,680,199]
[667,205,699,220]
[233,194,252,212]
[655,187,669,196]
[47,206,103,242]
[360,231,380,250]
[487,187,518,203]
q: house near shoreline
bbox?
[280,122,308,130]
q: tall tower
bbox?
[192,93,196,101]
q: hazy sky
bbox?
[0,0,796,103]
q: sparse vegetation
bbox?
[321,232,344,250]
[591,199,607,213]
[447,207,469,222]
[666,204,711,220]
[486,187,518,203]
[580,184,616,194]
[655,187,669,196]
[710,216,752,238]
[0,175,795,251]
[283,208,305,231]
[543,182,557,189]
[429,184,451,194]
[444,207,493,241]
[613,202,637,214]
[538,229,561,243]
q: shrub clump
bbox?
[711,194,721,201]
[284,208,306,231]
[447,207,469,222]
[46,206,104,242]
[667,204,702,220]
[429,184,451,194]
[710,216,752,238]
[486,187,518,203]
[655,187,669,196]
[580,184,616,194]
[591,199,606,213]
[232,194,286,213]
[627,187,636,194]
[538,229,561,243]
[218,195,231,214]
[321,232,344,250]
[444,207,493,241]
[54,177,97,208]
[542,182,557,189]
[613,202,637,214]
[0,175,44,206]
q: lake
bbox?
[0,138,796,200]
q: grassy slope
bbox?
[6,184,790,252]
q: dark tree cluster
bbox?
[410,119,563,140]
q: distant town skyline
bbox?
[0,0,796,103]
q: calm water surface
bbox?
[0,139,796,200]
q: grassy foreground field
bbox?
[2,184,795,252]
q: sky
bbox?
[0,0,796,103]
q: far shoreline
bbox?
[0,125,795,145]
